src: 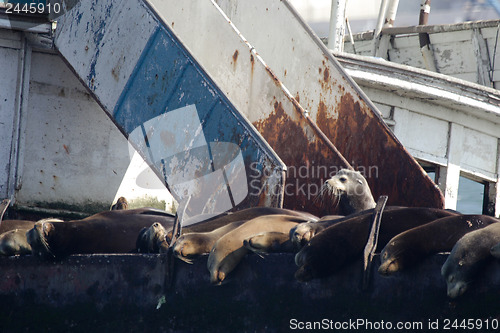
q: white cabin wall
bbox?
[0,29,26,201]
[349,73,500,216]
[0,29,176,215]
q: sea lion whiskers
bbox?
[316,182,340,210]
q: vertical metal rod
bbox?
[384,0,399,27]
[345,17,356,54]
[362,195,388,291]
[328,0,347,52]
[418,0,438,72]
[372,0,389,56]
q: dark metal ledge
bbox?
[0,253,499,332]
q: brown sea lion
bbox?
[379,215,499,275]
[208,214,310,284]
[244,231,295,254]
[172,220,246,263]
[442,222,500,299]
[136,222,170,253]
[290,208,408,248]
[0,229,32,256]
[0,219,38,234]
[318,169,376,215]
[135,206,316,254]
[26,208,175,259]
[184,207,318,233]
[0,218,63,256]
[294,207,459,282]
[111,197,129,210]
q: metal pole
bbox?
[372,0,389,56]
[418,0,438,72]
[328,0,347,52]
[384,0,399,27]
[419,0,431,25]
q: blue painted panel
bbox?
[112,20,282,214]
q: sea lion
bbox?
[244,231,295,254]
[208,214,310,284]
[136,222,170,253]
[0,218,63,256]
[290,208,407,248]
[318,169,376,215]
[27,208,175,259]
[0,219,38,234]
[491,242,500,258]
[441,222,500,299]
[294,207,459,282]
[135,206,316,254]
[172,220,246,263]
[0,229,32,256]
[111,197,129,210]
[379,215,499,275]
[184,207,318,233]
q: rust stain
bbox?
[250,53,255,74]
[253,100,354,216]
[323,67,329,82]
[63,144,70,154]
[265,66,281,87]
[232,50,239,73]
[315,92,444,209]
[111,67,119,82]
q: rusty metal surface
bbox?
[53,0,287,218]
[215,0,445,211]
[144,0,357,216]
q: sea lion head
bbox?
[0,229,32,256]
[136,222,169,253]
[290,222,316,249]
[443,271,468,299]
[172,234,207,264]
[320,169,375,215]
[378,240,406,275]
[111,196,129,210]
[441,241,470,299]
[26,219,61,259]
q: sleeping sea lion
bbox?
[244,231,295,254]
[135,206,317,254]
[294,207,459,282]
[441,222,500,299]
[290,208,407,248]
[379,215,499,275]
[27,208,175,259]
[0,219,61,256]
[0,229,32,256]
[172,220,246,263]
[183,207,318,233]
[208,214,310,284]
